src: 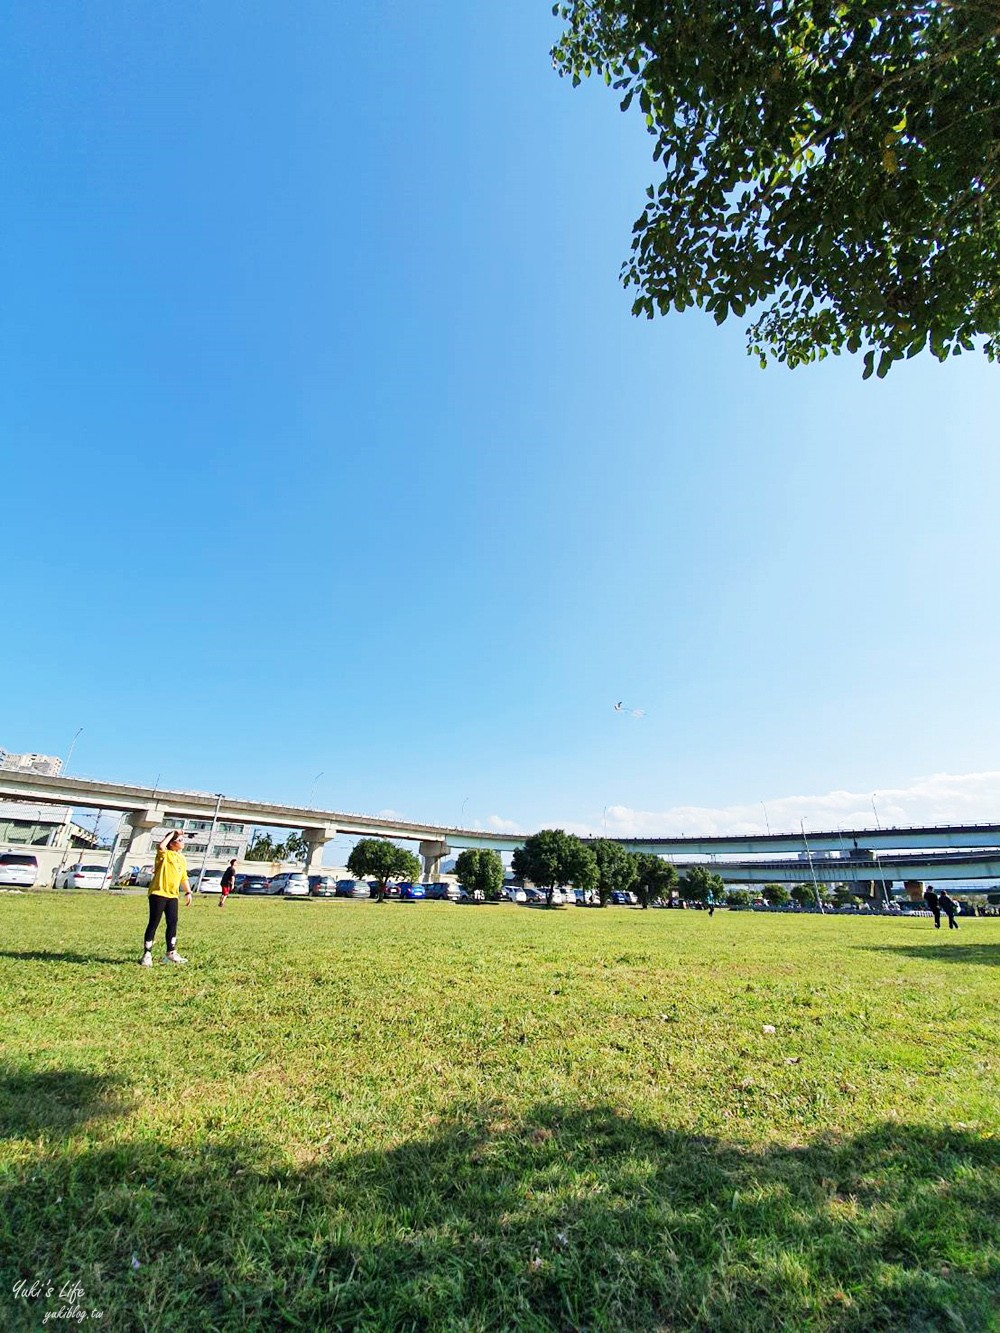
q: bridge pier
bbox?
[110,807,165,884]
[302,826,334,877]
[419,839,450,883]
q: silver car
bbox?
[271,872,310,898]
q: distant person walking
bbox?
[219,858,237,907]
[140,831,191,966]
[923,885,941,929]
[938,889,960,930]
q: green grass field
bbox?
[1,892,997,1331]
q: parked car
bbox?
[523,888,547,905]
[55,863,106,890]
[424,882,452,900]
[501,885,528,903]
[0,852,39,887]
[335,879,363,898]
[398,882,426,900]
[271,872,310,897]
[189,868,225,894]
[369,881,400,898]
[235,874,277,895]
[309,875,338,897]
[610,890,636,906]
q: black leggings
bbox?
[144,895,179,953]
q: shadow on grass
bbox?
[1,1105,998,1331]
[0,949,128,966]
[860,942,1000,967]
[0,1064,130,1141]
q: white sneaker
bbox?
[164,951,187,965]
[139,951,152,968]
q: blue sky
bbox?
[3,0,1000,842]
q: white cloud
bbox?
[562,771,1000,839]
[487,814,521,832]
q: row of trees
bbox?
[511,829,726,909]
[246,831,310,863]
[331,832,883,911]
[343,830,728,909]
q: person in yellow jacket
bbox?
[140,830,192,966]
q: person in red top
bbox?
[219,858,237,907]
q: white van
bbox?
[0,852,39,887]
[271,872,310,897]
[189,868,225,894]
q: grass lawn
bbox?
[0,892,997,1331]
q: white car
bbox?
[55,863,106,890]
[0,852,39,887]
[189,868,225,894]
[271,872,310,897]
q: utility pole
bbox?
[871,793,890,907]
[801,818,824,912]
[197,793,224,892]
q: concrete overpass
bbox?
[684,851,1000,887]
[0,769,525,881]
[2,768,1000,888]
[616,826,1000,855]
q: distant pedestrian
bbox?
[219,858,237,908]
[938,889,960,930]
[140,831,191,966]
[923,885,941,929]
[707,893,715,917]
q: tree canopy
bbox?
[634,852,678,908]
[247,830,309,864]
[590,838,639,906]
[454,848,505,902]
[762,882,792,906]
[346,839,421,902]
[553,0,1000,374]
[680,865,725,905]
[513,829,599,906]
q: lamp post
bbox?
[64,728,83,774]
[308,772,324,806]
[871,793,890,906]
[761,802,771,836]
[460,796,469,827]
[801,818,824,912]
[197,793,224,892]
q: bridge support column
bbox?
[110,807,165,885]
[419,839,450,883]
[302,826,334,877]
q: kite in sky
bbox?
[614,701,646,718]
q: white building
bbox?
[0,750,63,776]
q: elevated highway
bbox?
[2,769,999,886]
[691,851,1000,885]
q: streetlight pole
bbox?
[460,796,469,828]
[64,728,83,773]
[801,818,824,912]
[871,793,890,906]
[761,802,771,836]
[197,793,224,893]
[308,772,324,806]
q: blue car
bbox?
[398,882,426,900]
